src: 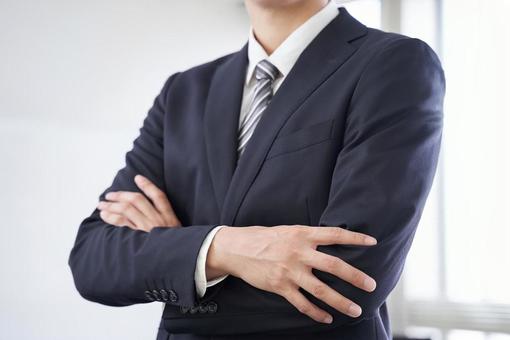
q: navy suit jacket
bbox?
[68,7,445,340]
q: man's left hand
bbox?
[96,174,181,232]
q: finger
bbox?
[302,250,376,292]
[99,210,136,229]
[282,285,333,324]
[134,175,174,217]
[104,191,163,225]
[308,226,377,246]
[97,201,150,231]
[299,273,362,318]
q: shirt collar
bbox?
[245,0,339,85]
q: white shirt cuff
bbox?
[194,225,229,298]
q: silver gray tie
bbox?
[237,59,280,158]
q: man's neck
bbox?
[245,0,329,55]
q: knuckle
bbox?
[123,205,135,215]
[292,225,305,234]
[294,226,309,240]
[283,244,299,260]
[324,257,339,272]
[334,227,346,238]
[312,284,326,298]
[341,300,354,314]
[166,216,178,226]
[132,192,144,202]
[154,191,166,200]
[334,294,352,312]
[278,227,302,245]
[356,272,366,285]
[297,303,311,315]
[356,233,366,243]
[350,269,363,284]
[345,265,365,284]
[324,227,341,240]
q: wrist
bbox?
[207,226,263,279]
[206,226,236,278]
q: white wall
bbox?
[0,1,248,339]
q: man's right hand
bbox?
[205,225,377,324]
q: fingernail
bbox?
[135,174,146,182]
[323,315,333,323]
[105,192,113,199]
[348,304,362,317]
[364,278,377,292]
[365,236,377,245]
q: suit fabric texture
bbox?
[68,7,445,340]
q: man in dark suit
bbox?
[68,0,445,339]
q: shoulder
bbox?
[358,28,442,70]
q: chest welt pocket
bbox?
[266,119,335,160]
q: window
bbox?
[389,0,510,339]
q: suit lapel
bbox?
[203,43,248,213]
[210,7,369,226]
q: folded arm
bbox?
[173,37,445,334]
[68,71,219,308]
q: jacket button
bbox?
[168,289,178,302]
[160,289,169,301]
[152,289,162,301]
[207,301,218,313]
[198,303,208,314]
[179,305,190,314]
[144,290,155,301]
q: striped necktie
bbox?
[237,59,280,158]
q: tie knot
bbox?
[255,59,280,82]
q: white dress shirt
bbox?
[193,0,340,298]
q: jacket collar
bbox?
[245,0,339,85]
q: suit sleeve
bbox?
[68,71,219,308]
[309,37,445,325]
[163,37,445,335]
